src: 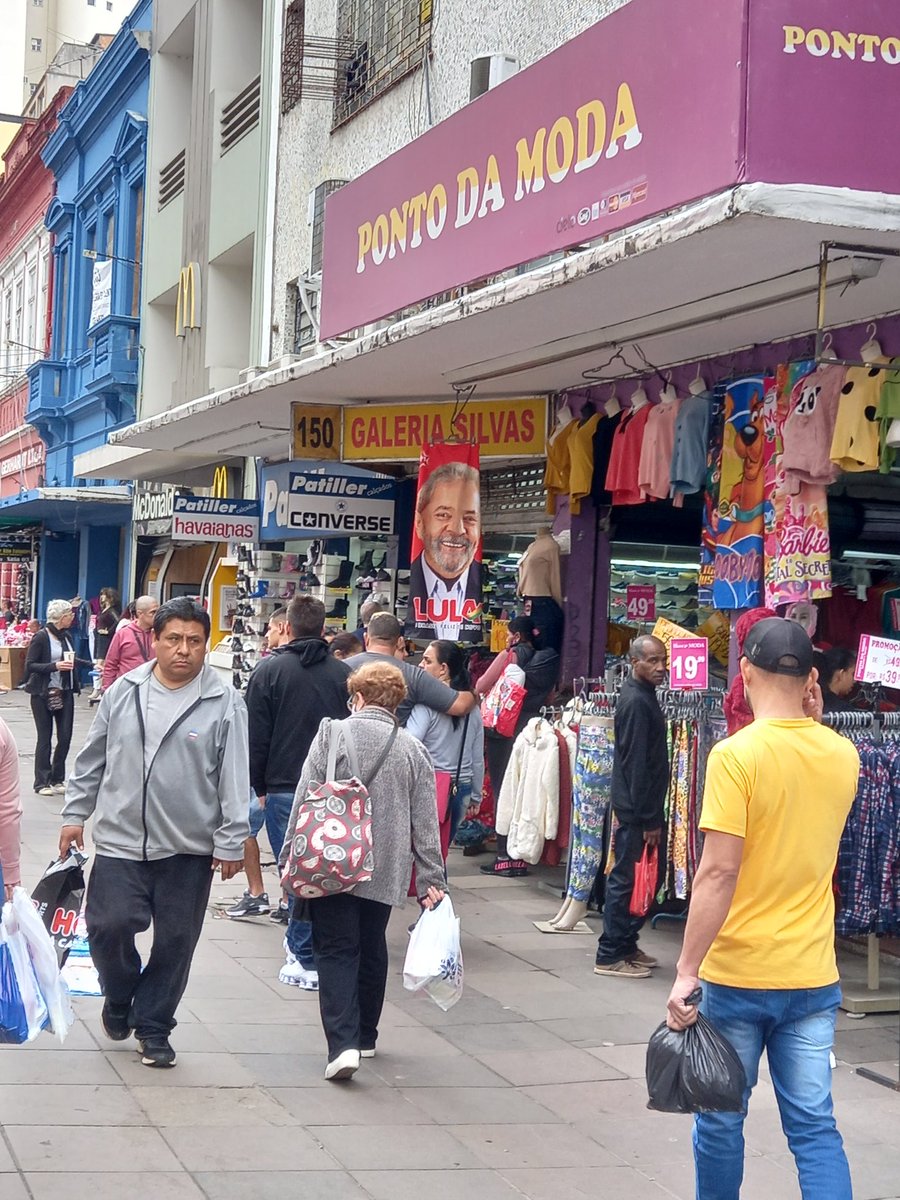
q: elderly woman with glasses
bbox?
[284,660,446,1082]
[24,599,92,796]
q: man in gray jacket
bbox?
[59,597,249,1069]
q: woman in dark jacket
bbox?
[24,599,90,796]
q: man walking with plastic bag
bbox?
[59,598,249,1068]
[664,618,859,1199]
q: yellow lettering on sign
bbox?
[605,82,642,159]
[514,127,547,201]
[574,100,607,174]
[782,24,805,53]
[456,166,480,228]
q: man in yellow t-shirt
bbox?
[665,617,859,1200]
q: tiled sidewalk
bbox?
[0,692,898,1200]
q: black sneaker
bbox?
[269,902,290,925]
[139,1036,176,1068]
[101,1000,132,1042]
[225,890,271,918]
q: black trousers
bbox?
[85,854,212,1038]
[596,822,658,965]
[31,692,74,789]
[309,892,392,1059]
[484,731,517,856]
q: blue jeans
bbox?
[267,790,314,972]
[694,982,850,1200]
[449,780,472,845]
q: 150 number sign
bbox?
[669,637,709,690]
[291,404,342,461]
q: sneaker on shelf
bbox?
[226,891,271,918]
[138,1036,177,1067]
[279,961,319,990]
[593,960,651,979]
[101,1000,132,1042]
[324,1048,360,1081]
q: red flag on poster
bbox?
[406,442,482,644]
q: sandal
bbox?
[479,856,529,878]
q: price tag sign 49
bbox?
[669,637,709,691]
[626,584,656,623]
[855,634,900,688]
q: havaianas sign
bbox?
[319,0,747,338]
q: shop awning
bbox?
[73,441,229,486]
[0,486,132,529]
[107,183,900,469]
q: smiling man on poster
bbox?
[407,445,482,643]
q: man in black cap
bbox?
[665,617,859,1200]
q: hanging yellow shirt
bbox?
[567,413,602,515]
[543,420,577,514]
[700,718,859,990]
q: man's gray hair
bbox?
[359,599,388,626]
[135,595,157,613]
[416,461,480,513]
[629,634,665,661]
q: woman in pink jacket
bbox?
[0,716,22,899]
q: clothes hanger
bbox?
[688,367,706,396]
[860,323,883,364]
[659,371,679,405]
[604,384,620,418]
[630,381,649,412]
[819,332,838,362]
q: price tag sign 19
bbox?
[669,637,709,691]
[626,584,656,623]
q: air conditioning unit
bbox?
[469,54,518,101]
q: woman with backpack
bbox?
[285,660,445,1081]
[475,616,560,877]
[406,640,484,855]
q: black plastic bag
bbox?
[646,1012,747,1114]
[31,852,87,967]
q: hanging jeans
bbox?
[694,982,850,1200]
[567,719,614,901]
[31,692,75,790]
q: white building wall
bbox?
[271,0,631,360]
[0,223,51,389]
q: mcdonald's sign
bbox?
[211,465,229,499]
[175,261,201,336]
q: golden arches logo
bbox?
[211,466,229,499]
[175,262,201,336]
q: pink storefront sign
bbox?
[855,634,900,688]
[319,0,900,340]
[319,0,745,338]
[669,638,709,691]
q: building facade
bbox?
[23,0,151,613]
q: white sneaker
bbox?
[52,784,67,795]
[360,1048,376,1059]
[324,1048,359,1081]
[282,937,297,966]
[278,961,319,990]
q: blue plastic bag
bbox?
[0,939,29,1045]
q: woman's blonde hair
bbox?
[347,661,407,713]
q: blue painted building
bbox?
[17,0,151,615]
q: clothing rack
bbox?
[823,710,900,1084]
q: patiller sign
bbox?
[320,0,900,340]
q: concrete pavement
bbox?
[1,690,898,1200]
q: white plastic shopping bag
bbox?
[1,906,48,1041]
[9,887,74,1043]
[403,896,463,1011]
